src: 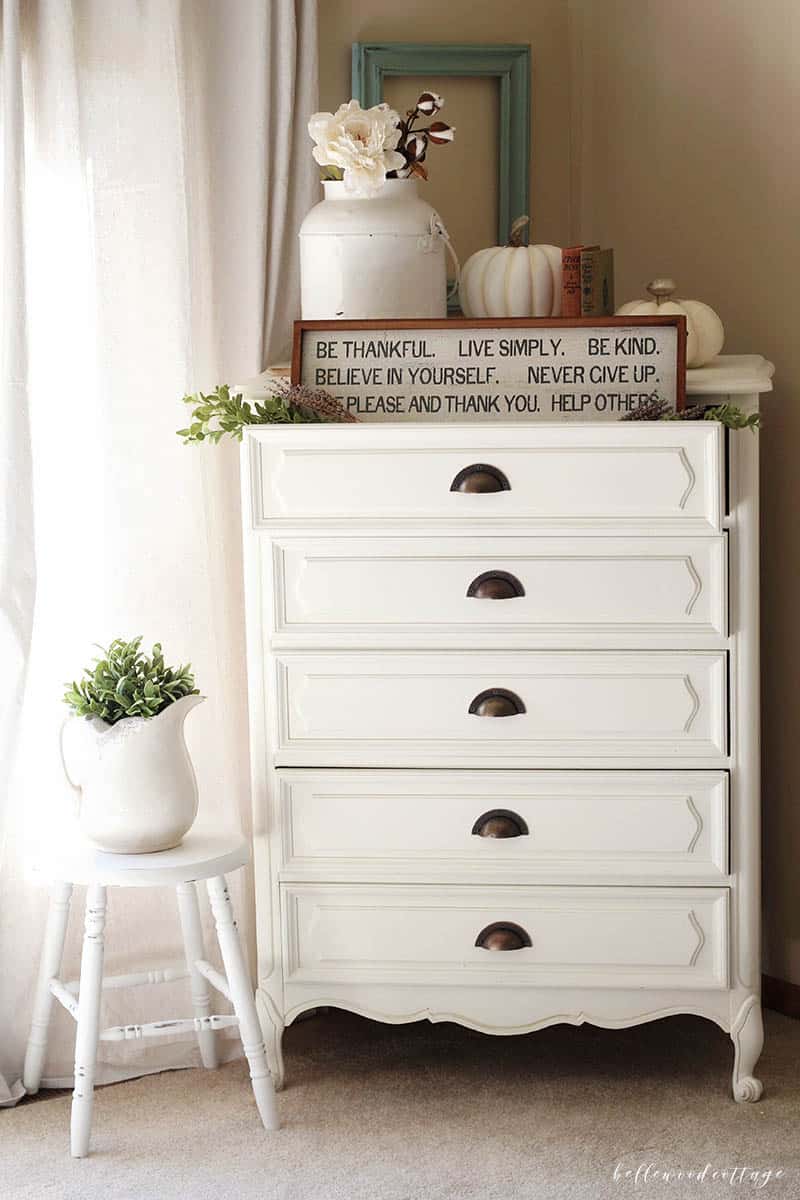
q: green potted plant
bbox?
[61,637,202,853]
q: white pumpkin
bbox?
[459,216,562,319]
[616,278,725,368]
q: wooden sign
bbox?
[292,317,686,422]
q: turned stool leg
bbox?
[207,874,278,1131]
[70,884,107,1158]
[23,881,73,1094]
[176,881,218,1069]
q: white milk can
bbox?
[299,179,457,320]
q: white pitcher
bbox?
[299,178,459,320]
[60,694,204,853]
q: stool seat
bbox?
[24,829,278,1155]
[30,831,249,887]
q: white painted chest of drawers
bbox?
[239,356,772,1100]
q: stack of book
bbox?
[561,246,615,317]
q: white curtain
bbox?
[0,0,318,1101]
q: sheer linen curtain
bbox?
[0,0,318,1101]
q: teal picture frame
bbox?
[352,42,530,247]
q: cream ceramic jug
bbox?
[299,178,458,319]
[60,694,203,853]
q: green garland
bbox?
[179,386,760,441]
[177,384,323,444]
[177,381,356,444]
[622,395,761,430]
[680,403,761,431]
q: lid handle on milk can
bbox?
[429,211,461,304]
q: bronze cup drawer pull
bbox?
[466,570,525,599]
[450,463,510,493]
[468,688,526,718]
[475,922,532,951]
[471,809,529,838]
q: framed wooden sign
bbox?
[292,317,686,423]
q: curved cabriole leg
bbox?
[176,881,218,1068]
[207,874,279,1130]
[23,881,73,1093]
[256,989,285,1092]
[71,885,107,1157]
[731,995,764,1102]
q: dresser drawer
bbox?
[247,424,723,532]
[271,651,728,766]
[281,884,729,990]
[265,535,727,648]
[276,770,729,882]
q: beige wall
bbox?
[573,0,800,986]
[318,1,575,255]
[318,1,800,986]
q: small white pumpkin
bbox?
[616,278,725,368]
[459,216,562,319]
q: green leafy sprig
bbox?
[177,381,355,444]
[64,637,199,725]
[689,403,761,431]
[622,394,761,430]
[177,384,317,444]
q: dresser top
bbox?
[686,355,774,396]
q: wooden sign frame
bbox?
[292,316,687,422]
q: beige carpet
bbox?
[2,1008,798,1200]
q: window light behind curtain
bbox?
[0,0,318,1100]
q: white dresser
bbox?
[239,355,772,1100]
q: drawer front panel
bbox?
[267,535,727,648]
[272,651,728,765]
[281,885,729,990]
[277,770,729,881]
[248,424,723,531]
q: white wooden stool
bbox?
[23,832,278,1156]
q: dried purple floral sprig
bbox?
[388,92,455,181]
[620,394,674,421]
[274,381,358,423]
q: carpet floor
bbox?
[2,1008,798,1200]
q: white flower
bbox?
[308,100,406,197]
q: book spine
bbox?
[561,247,583,318]
[580,248,598,316]
[599,248,615,316]
[581,247,615,316]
